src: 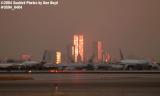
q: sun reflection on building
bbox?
[72,34,84,63]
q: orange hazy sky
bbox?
[0,0,160,61]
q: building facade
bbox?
[72,34,84,63]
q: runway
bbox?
[0,73,160,96]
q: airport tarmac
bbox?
[0,73,160,96]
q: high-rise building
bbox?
[56,51,61,64]
[72,34,84,63]
[93,41,111,64]
[97,41,103,63]
[93,41,103,63]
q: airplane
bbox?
[16,61,41,69]
[118,49,159,70]
[42,50,123,71]
[0,50,48,71]
[95,63,124,70]
[0,60,42,71]
[0,63,17,69]
[43,62,125,71]
[16,50,53,70]
[43,63,89,70]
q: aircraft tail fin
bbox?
[119,48,124,60]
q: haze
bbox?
[0,0,160,61]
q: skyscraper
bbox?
[72,34,84,63]
[56,51,61,64]
[97,41,103,63]
[93,41,111,64]
[93,41,103,63]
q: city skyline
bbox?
[0,0,160,62]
